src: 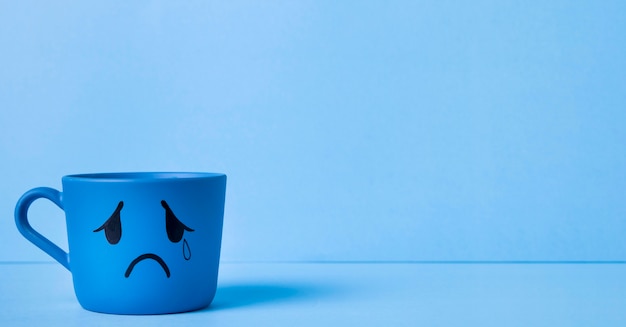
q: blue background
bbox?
[1,0,625,263]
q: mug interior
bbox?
[64,172,224,181]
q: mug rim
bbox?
[63,172,226,182]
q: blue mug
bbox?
[14,172,227,314]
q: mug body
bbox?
[61,172,226,314]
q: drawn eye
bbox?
[161,200,194,243]
[93,201,123,245]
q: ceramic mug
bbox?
[14,172,227,314]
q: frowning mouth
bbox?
[125,253,171,278]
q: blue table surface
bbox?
[1,262,625,326]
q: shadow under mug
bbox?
[14,172,227,315]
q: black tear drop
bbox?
[183,239,191,260]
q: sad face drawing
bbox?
[93,200,194,278]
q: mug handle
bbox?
[14,187,70,271]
